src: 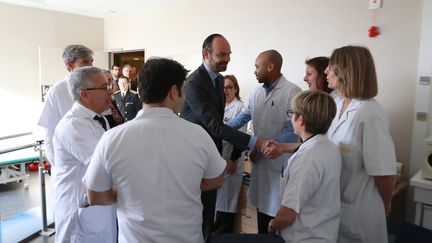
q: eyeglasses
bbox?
[84,83,113,92]
[224,85,233,90]
[287,110,295,118]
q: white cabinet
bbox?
[411,171,432,229]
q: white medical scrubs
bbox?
[83,107,226,243]
[216,97,246,213]
[280,134,341,243]
[327,98,397,243]
[53,102,116,243]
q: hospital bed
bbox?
[0,132,39,187]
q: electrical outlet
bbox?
[369,0,382,10]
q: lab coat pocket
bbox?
[270,105,285,124]
[338,142,358,172]
[339,142,360,203]
[77,205,117,243]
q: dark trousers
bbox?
[212,211,235,234]
[202,189,217,242]
[257,210,274,234]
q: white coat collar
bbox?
[262,74,287,103]
[71,102,100,120]
[285,134,327,172]
[295,134,327,153]
[331,98,365,132]
[135,107,177,119]
[225,97,241,109]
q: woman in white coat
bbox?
[268,90,341,243]
[325,45,397,243]
[213,75,246,234]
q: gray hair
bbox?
[62,44,94,64]
[69,66,103,101]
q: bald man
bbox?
[226,50,301,233]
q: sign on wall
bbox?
[41,85,52,102]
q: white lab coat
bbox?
[247,75,301,216]
[38,76,73,165]
[327,98,397,243]
[279,134,341,243]
[53,102,117,243]
[216,98,246,213]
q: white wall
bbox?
[0,3,104,138]
[105,0,422,178]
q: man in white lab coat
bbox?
[83,58,226,243]
[38,44,94,165]
[53,66,117,243]
[226,50,301,233]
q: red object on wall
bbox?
[368,25,380,37]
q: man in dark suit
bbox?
[113,76,142,121]
[180,33,267,242]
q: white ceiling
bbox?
[0,0,175,18]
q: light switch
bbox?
[369,0,382,10]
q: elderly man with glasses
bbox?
[52,66,117,243]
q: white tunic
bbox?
[38,76,73,164]
[83,107,226,243]
[280,134,341,243]
[327,98,397,243]
[53,102,116,243]
[216,98,246,213]
[247,76,301,216]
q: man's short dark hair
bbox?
[111,64,120,69]
[138,58,189,103]
[202,33,224,52]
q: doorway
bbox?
[109,50,145,74]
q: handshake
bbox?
[252,139,300,160]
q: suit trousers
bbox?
[202,189,217,242]
[257,210,274,234]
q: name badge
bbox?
[339,143,352,153]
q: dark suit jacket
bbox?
[180,64,250,152]
[113,90,142,121]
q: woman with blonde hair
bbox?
[325,45,397,243]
